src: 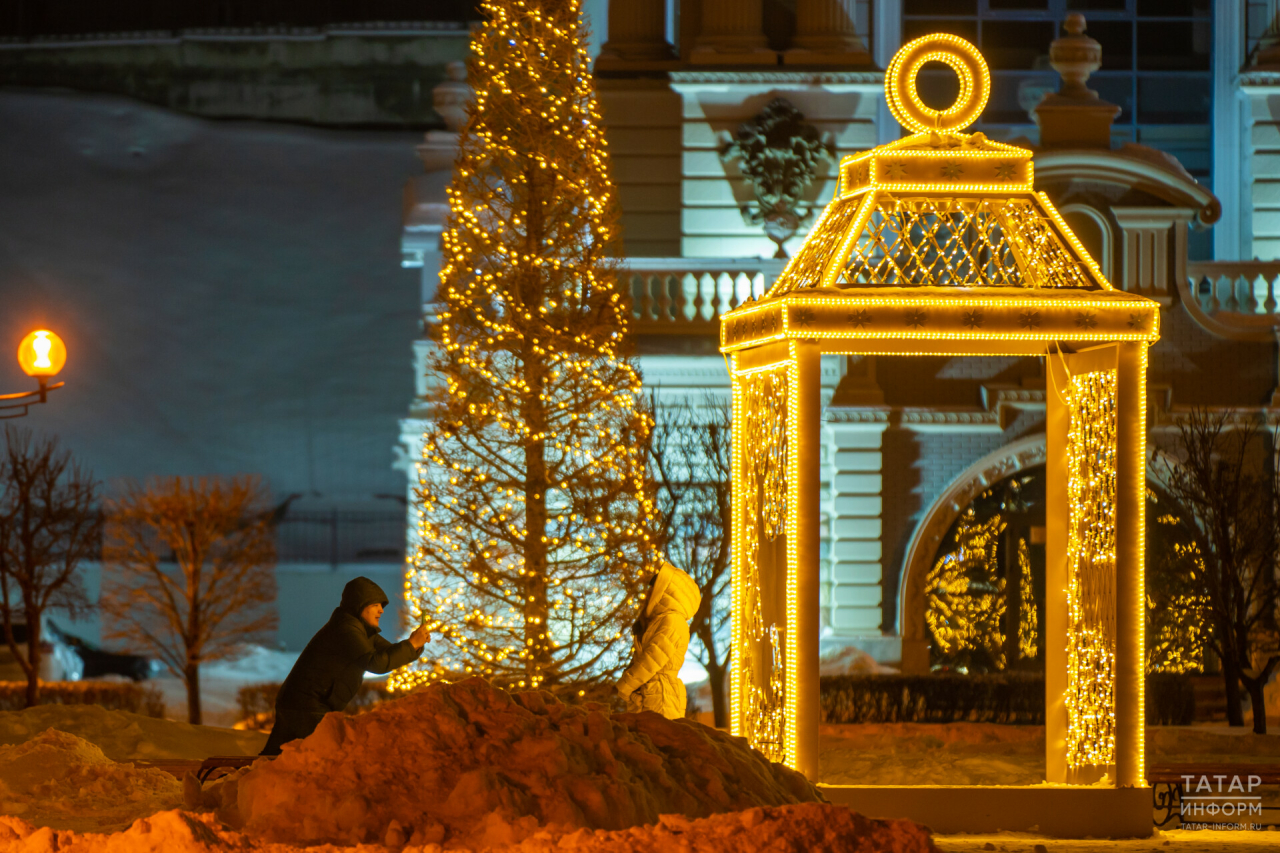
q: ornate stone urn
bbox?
[1049,13,1102,99]
[1032,14,1120,150]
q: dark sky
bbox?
[0,89,424,503]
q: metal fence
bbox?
[275,510,406,565]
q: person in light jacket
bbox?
[616,562,701,719]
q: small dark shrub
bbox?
[820,674,1044,724]
[0,680,165,717]
[820,672,1199,725]
[1146,673,1196,725]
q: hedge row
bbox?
[1145,673,1196,726]
[820,674,1044,724]
[235,681,394,730]
[819,673,1198,725]
[0,680,166,717]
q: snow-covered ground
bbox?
[0,803,934,852]
[0,705,264,833]
[0,704,265,761]
[1,689,1278,850]
[936,829,1279,852]
[820,721,1280,787]
[0,730,182,833]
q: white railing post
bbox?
[621,258,785,331]
[1182,261,1280,341]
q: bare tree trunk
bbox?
[1242,656,1279,735]
[520,160,552,686]
[185,662,201,724]
[692,614,729,728]
[523,349,550,682]
[1222,652,1245,727]
[1242,676,1268,735]
[24,607,40,708]
[705,657,728,729]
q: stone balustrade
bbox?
[623,258,786,333]
[1182,260,1280,341]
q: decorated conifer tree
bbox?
[392,0,656,693]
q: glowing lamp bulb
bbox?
[17,330,66,378]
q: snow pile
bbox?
[200,645,299,682]
[0,803,934,853]
[0,704,265,760]
[818,647,898,676]
[226,678,823,847]
[0,729,181,832]
[0,810,227,853]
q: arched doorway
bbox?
[898,434,1047,675]
[906,459,1207,678]
[925,463,1047,674]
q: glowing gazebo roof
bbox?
[720,33,1158,356]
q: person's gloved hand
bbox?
[409,624,431,650]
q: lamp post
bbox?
[1,329,67,419]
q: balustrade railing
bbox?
[1182,261,1280,342]
[623,258,786,333]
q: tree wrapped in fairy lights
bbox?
[392,0,657,693]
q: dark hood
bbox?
[339,576,389,622]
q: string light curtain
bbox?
[392,0,657,694]
[732,364,790,762]
[1064,369,1118,770]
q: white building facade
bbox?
[402,0,1280,671]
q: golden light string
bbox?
[391,0,656,693]
[1063,369,1118,770]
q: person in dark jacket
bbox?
[260,576,428,755]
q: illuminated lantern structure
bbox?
[722,34,1152,834]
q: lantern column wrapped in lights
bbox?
[721,32,1153,831]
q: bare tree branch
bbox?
[1154,409,1280,733]
[0,426,101,707]
[647,394,733,725]
[101,476,278,724]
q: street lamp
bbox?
[1,330,67,419]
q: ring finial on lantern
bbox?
[885,33,991,135]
